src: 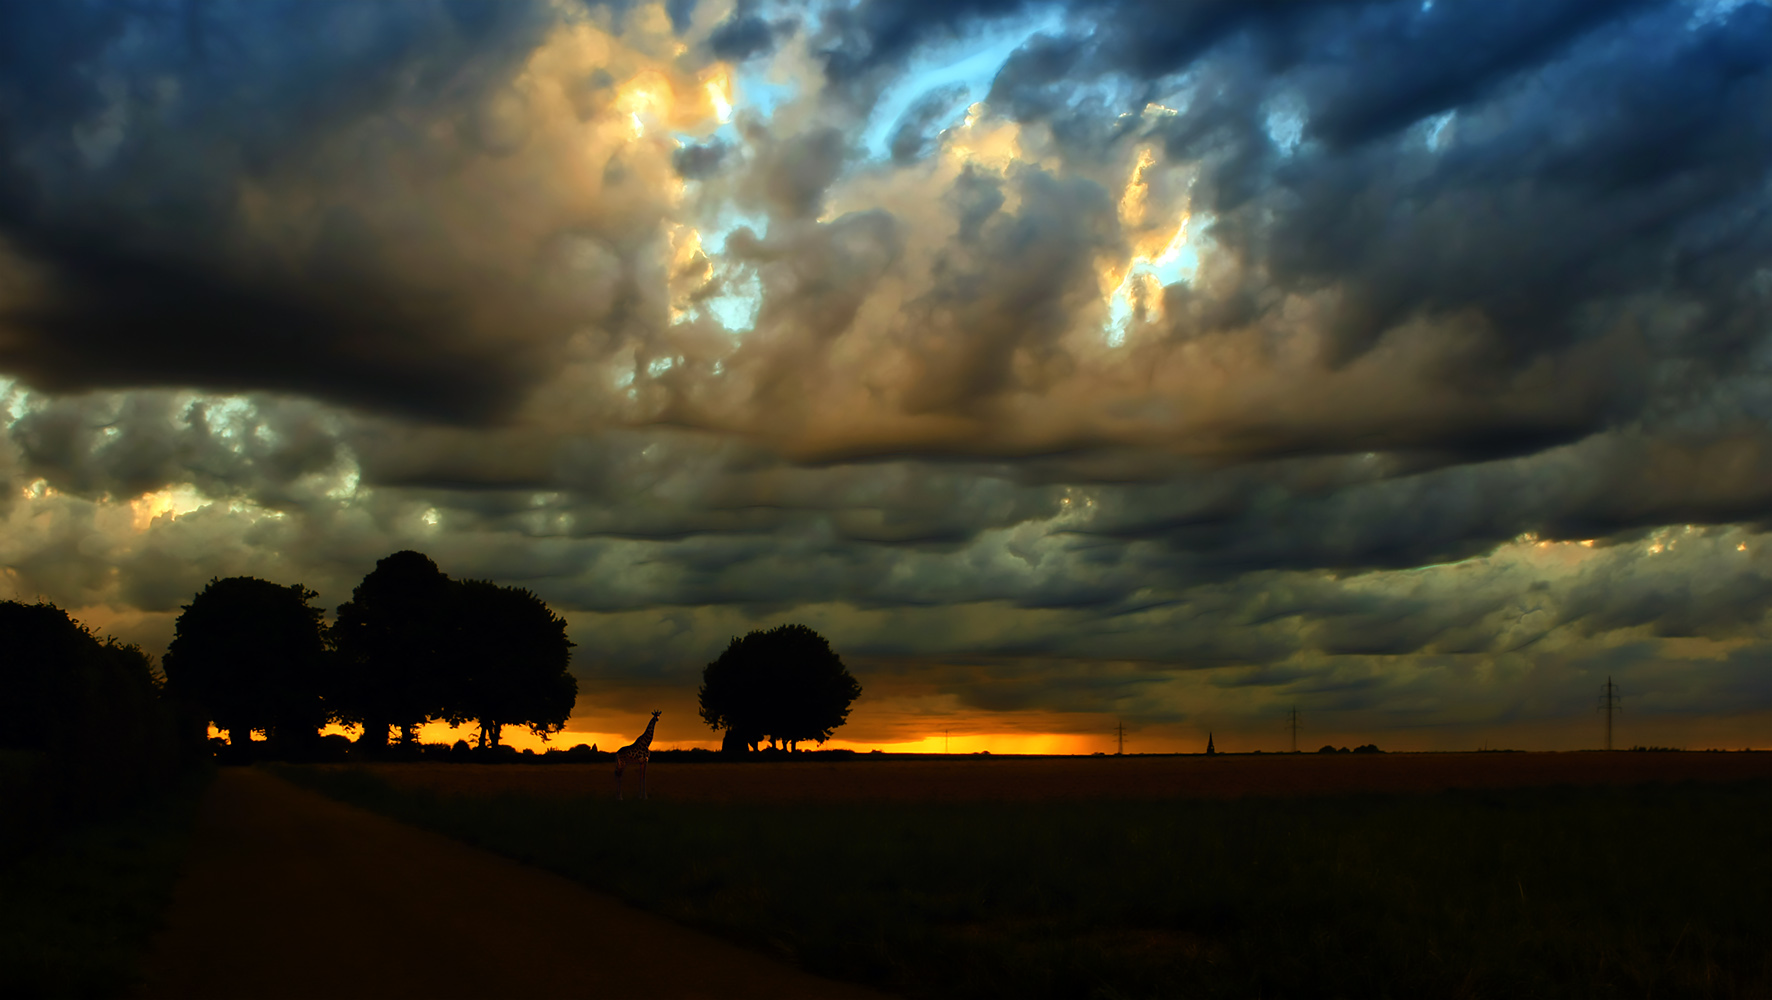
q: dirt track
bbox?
[134,769,886,999]
[353,750,1772,803]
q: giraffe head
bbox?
[651,711,661,720]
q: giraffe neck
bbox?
[634,718,658,751]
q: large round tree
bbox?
[163,577,331,755]
[699,624,862,752]
[331,551,453,749]
[446,580,577,748]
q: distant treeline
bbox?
[165,550,576,760]
[365,743,870,764]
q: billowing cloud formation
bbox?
[0,0,1769,751]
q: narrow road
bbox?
[135,768,887,999]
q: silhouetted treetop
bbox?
[0,600,183,806]
[332,550,453,748]
[1,601,130,753]
[700,624,861,752]
[331,551,579,752]
[163,576,330,755]
[446,579,576,747]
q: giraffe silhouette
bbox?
[614,711,660,800]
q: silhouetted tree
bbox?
[163,577,331,756]
[720,726,760,754]
[332,551,455,749]
[2,602,156,751]
[445,580,577,748]
[703,641,768,754]
[0,600,182,812]
[1,601,105,754]
[700,624,861,752]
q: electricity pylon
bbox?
[1598,676,1622,751]
[1288,707,1300,753]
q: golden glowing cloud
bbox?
[705,68,732,124]
[1119,147,1155,229]
[617,69,674,137]
[1099,146,1193,338]
[945,103,1024,170]
[666,223,709,323]
[129,484,209,532]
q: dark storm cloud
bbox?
[1557,536,1772,639]
[1065,425,1772,584]
[0,0,570,423]
[1256,3,1772,367]
[656,0,1772,505]
[898,168,1115,414]
[6,391,342,506]
[1294,0,1655,148]
[708,12,780,62]
[964,0,1772,388]
[672,139,730,179]
[741,125,852,219]
[813,0,1031,91]
[983,32,1085,122]
[1,0,1762,472]
[888,83,972,163]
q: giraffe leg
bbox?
[614,762,623,800]
[640,760,648,800]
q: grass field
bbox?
[280,755,1772,999]
[346,749,1772,802]
[0,770,211,999]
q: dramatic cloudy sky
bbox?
[1,0,1769,752]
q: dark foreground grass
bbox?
[278,766,1772,1000]
[0,770,211,998]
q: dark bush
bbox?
[0,602,187,817]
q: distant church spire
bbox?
[1206,732,1216,755]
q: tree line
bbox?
[0,600,195,859]
[165,550,576,757]
[5,546,861,789]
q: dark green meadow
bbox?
[0,762,210,998]
[278,766,1772,999]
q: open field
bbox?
[0,771,209,997]
[346,749,1772,803]
[284,754,1772,999]
[135,770,882,1000]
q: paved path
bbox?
[135,768,887,999]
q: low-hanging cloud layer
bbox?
[1,0,1769,751]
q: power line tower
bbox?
[1598,676,1622,750]
[1288,707,1300,753]
[1115,719,1126,755]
